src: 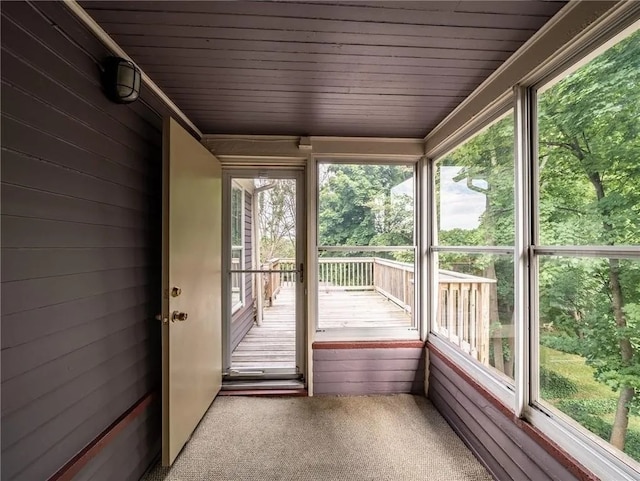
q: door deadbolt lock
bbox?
[171,287,182,297]
[171,311,188,322]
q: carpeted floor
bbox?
[145,394,492,481]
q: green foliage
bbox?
[540,366,579,399]
[318,164,413,249]
[540,335,584,356]
[437,115,515,247]
[537,30,640,247]
[437,30,640,451]
[557,399,640,461]
[557,398,618,416]
[535,30,640,451]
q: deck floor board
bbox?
[231,286,411,368]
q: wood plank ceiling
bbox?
[82,1,567,138]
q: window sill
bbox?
[231,304,243,316]
[428,335,515,408]
[527,405,640,481]
[313,339,424,349]
[313,327,420,343]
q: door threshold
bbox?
[220,379,306,395]
[219,388,307,397]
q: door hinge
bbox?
[299,263,304,282]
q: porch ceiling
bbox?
[81,1,567,138]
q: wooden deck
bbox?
[231,285,411,369]
[231,286,296,370]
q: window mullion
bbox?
[514,85,533,418]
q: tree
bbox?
[538,29,640,451]
[258,179,296,262]
[436,29,640,456]
[318,164,413,254]
[438,115,516,376]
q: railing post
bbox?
[402,268,407,309]
[480,282,491,364]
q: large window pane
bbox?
[436,114,514,247]
[537,30,640,246]
[538,256,640,463]
[317,162,416,334]
[317,249,414,330]
[318,163,414,247]
[435,252,515,382]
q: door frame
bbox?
[221,168,307,381]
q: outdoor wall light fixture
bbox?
[102,56,141,103]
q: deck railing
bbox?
[373,258,414,313]
[434,270,495,364]
[262,257,495,363]
[319,257,374,290]
[231,256,242,307]
[262,258,296,306]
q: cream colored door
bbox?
[161,117,222,466]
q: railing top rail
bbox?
[373,257,414,271]
[318,245,414,252]
[318,257,375,263]
[272,257,496,284]
[438,269,496,284]
[281,257,378,264]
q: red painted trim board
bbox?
[48,392,156,481]
[313,340,425,349]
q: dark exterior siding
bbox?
[231,190,254,351]
[243,190,253,305]
[231,304,254,351]
[0,2,167,480]
[313,346,425,395]
[428,346,582,481]
[72,401,161,481]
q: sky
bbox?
[439,166,487,231]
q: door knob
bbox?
[171,311,188,322]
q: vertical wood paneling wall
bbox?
[1,2,167,479]
[428,346,583,481]
[230,191,254,350]
[313,343,425,395]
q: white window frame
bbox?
[524,17,640,477]
[429,104,518,409]
[425,7,640,479]
[314,159,421,341]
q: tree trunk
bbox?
[611,387,635,449]
[587,170,635,451]
[608,257,635,450]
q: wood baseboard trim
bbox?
[48,391,157,481]
[313,340,425,349]
[427,343,597,481]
